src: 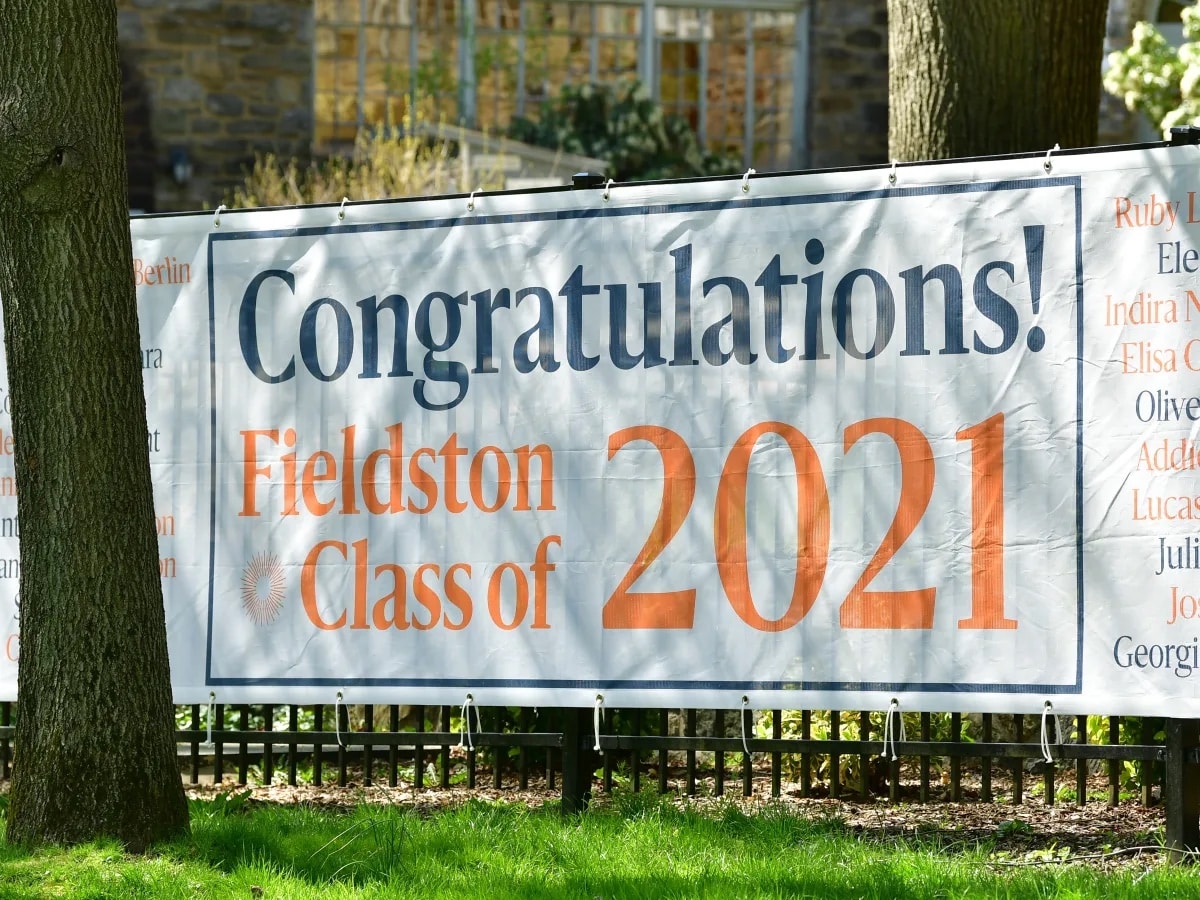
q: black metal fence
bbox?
[1,702,1197,854]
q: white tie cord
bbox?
[740,696,753,757]
[593,695,605,753]
[1040,701,1062,764]
[881,699,906,762]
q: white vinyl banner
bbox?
[3,145,1200,714]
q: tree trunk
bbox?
[888,0,1109,161]
[0,1,187,849]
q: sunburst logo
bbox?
[240,552,286,625]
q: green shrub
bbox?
[508,79,741,181]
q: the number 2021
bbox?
[602,413,1015,632]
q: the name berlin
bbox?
[236,229,1052,411]
[133,255,190,286]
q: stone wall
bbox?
[807,0,890,169]
[116,0,314,213]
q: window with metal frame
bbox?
[313,0,809,171]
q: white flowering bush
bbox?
[1105,6,1200,136]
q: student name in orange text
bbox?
[1103,289,1200,374]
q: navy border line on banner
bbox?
[204,176,1087,695]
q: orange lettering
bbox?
[839,418,935,629]
[957,413,1016,629]
[281,428,299,515]
[603,426,696,629]
[301,450,338,516]
[371,563,409,630]
[439,433,469,513]
[408,448,438,514]
[351,538,369,629]
[530,534,559,629]
[239,429,279,517]
[514,444,555,511]
[488,562,529,630]
[340,426,361,514]
[444,563,474,630]
[469,445,511,512]
[412,563,441,629]
[301,540,348,629]
[363,423,405,514]
[716,422,828,632]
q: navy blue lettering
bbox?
[700,276,756,366]
[833,269,894,360]
[607,282,666,370]
[755,254,796,363]
[562,265,601,372]
[899,264,966,356]
[799,239,828,361]
[356,294,413,378]
[414,291,468,411]
[471,288,511,374]
[299,297,353,382]
[512,286,559,374]
[240,268,296,383]
[972,261,1020,354]
[669,244,698,367]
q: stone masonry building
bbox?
[118,0,314,212]
[118,0,1160,214]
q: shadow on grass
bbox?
[178,794,866,895]
[0,794,1190,899]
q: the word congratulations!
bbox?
[237,227,1051,411]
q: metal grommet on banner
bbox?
[1039,700,1061,764]
[603,179,613,202]
[740,695,753,757]
[888,159,898,186]
[203,691,216,748]
[459,693,479,751]
[212,204,226,229]
[337,196,349,222]
[881,698,905,761]
[334,690,346,749]
[741,167,756,193]
[593,694,605,753]
[467,189,479,212]
[1043,143,1060,174]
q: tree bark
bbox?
[888,0,1109,161]
[0,1,187,849]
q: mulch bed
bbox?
[182,767,1175,873]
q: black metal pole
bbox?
[1164,718,1200,862]
[560,707,599,815]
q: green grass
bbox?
[0,792,1194,899]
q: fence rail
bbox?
[0,702,1174,803]
[3,701,1197,852]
